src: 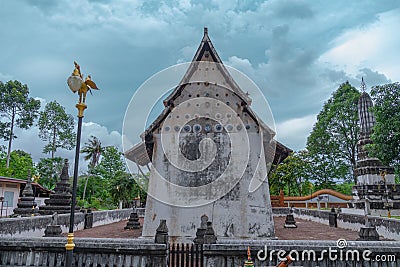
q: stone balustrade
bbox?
[0,237,166,267]
[204,239,400,266]
[1,237,399,266]
[0,208,132,237]
[273,207,400,241]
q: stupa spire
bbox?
[358,78,375,136]
[361,77,366,92]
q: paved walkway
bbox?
[71,217,362,240]
[273,216,359,240]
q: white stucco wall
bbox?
[0,182,20,216]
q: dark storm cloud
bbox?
[0,0,399,154]
[357,68,391,86]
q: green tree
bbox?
[38,101,75,158]
[133,172,149,202]
[80,136,103,201]
[0,80,41,168]
[109,171,135,208]
[76,174,110,209]
[77,145,147,209]
[0,150,34,179]
[369,82,400,176]
[36,157,64,190]
[93,146,125,180]
[335,181,354,195]
[269,151,312,196]
[78,146,126,209]
[109,171,148,209]
[306,81,360,184]
[81,136,103,168]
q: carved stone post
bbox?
[193,215,208,244]
[204,221,217,244]
[44,212,62,237]
[155,219,169,244]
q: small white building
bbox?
[0,176,51,217]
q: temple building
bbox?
[352,78,400,214]
[125,28,291,240]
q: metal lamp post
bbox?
[65,62,98,267]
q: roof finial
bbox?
[204,27,208,36]
[361,77,366,92]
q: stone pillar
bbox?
[84,209,94,229]
[284,208,297,228]
[329,208,337,228]
[193,215,208,244]
[155,219,169,244]
[204,221,217,244]
[358,215,379,241]
[44,213,62,237]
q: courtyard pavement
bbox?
[71,217,363,240]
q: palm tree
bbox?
[80,135,103,202]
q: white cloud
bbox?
[0,72,13,81]
[275,114,316,151]
[1,0,400,154]
[81,122,122,150]
[320,9,400,81]
[6,120,122,175]
[226,56,256,78]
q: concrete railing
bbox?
[204,240,400,266]
[273,207,400,241]
[0,237,167,267]
[0,208,132,238]
[1,237,399,266]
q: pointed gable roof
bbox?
[164,27,252,106]
[125,28,292,166]
[192,27,223,63]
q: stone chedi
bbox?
[124,208,141,230]
[125,28,291,240]
[352,78,399,212]
[39,159,79,215]
[13,172,39,217]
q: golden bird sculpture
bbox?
[67,61,99,104]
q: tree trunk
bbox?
[6,113,15,168]
[51,124,56,159]
[82,175,90,202]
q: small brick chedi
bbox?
[13,173,39,217]
[352,78,400,214]
[125,28,291,240]
[39,159,79,215]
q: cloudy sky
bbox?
[1,0,399,173]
